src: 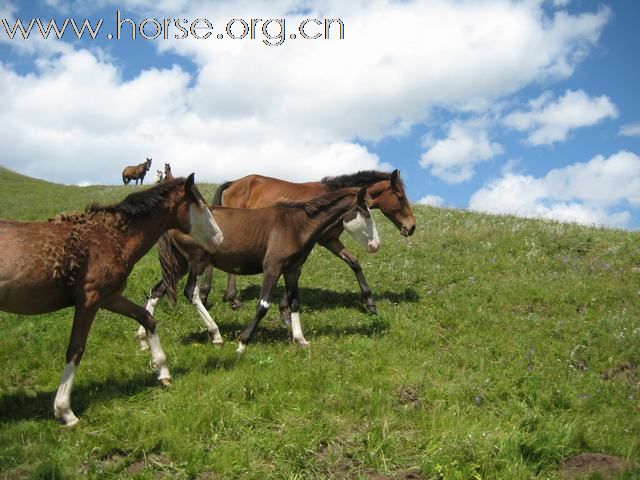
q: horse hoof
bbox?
[159,378,172,388]
[280,316,292,328]
[55,410,79,427]
[366,303,378,315]
[231,301,243,310]
[211,339,224,347]
[236,342,246,354]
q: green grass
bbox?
[1,167,639,479]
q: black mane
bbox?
[277,188,358,217]
[87,177,185,216]
[321,170,402,191]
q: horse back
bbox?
[220,174,327,208]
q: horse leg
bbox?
[198,264,214,306]
[138,250,189,349]
[236,267,280,353]
[224,273,243,310]
[183,269,223,345]
[320,237,377,314]
[53,304,99,427]
[284,267,308,347]
[104,295,171,385]
[136,278,166,350]
[279,289,291,327]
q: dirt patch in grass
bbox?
[602,362,637,382]
[558,453,637,479]
[393,385,422,410]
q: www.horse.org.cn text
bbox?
[1,12,346,46]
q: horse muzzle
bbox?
[400,224,416,237]
[367,240,380,253]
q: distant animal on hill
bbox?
[122,158,152,185]
[0,175,223,426]
[154,170,163,183]
[164,163,174,181]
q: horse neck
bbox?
[115,206,176,268]
[296,194,355,244]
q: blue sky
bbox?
[0,0,639,229]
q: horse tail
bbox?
[122,173,130,185]
[213,181,233,205]
[157,233,180,306]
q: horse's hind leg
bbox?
[54,304,99,427]
[320,237,377,314]
[104,295,171,386]
[224,273,243,310]
[284,267,308,347]
[183,269,223,345]
[198,264,214,306]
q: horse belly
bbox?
[211,252,263,275]
[0,280,73,314]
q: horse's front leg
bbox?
[53,303,99,427]
[236,267,280,353]
[104,295,171,386]
[284,267,308,347]
[320,237,377,314]
[183,269,223,345]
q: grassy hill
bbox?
[0,167,639,479]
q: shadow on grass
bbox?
[179,305,392,347]
[208,285,420,312]
[0,371,159,424]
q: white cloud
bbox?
[503,89,618,146]
[0,1,611,185]
[469,150,640,228]
[619,122,640,137]
[420,122,503,183]
[417,195,444,207]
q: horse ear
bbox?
[185,173,195,192]
[390,169,400,190]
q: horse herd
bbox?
[0,166,416,426]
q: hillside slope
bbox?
[0,168,639,479]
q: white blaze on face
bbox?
[343,208,380,253]
[189,203,224,251]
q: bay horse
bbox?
[0,174,223,426]
[122,158,152,185]
[200,170,415,316]
[164,163,174,181]
[137,186,380,353]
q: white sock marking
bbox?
[147,329,171,380]
[191,282,223,344]
[291,312,309,346]
[260,299,270,309]
[54,362,79,426]
[144,296,159,316]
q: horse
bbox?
[122,158,152,185]
[137,186,380,353]
[154,170,164,183]
[0,175,223,426]
[200,170,415,316]
[164,163,174,181]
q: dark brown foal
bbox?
[139,186,380,353]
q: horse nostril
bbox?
[409,224,416,236]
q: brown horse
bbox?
[200,170,415,315]
[0,175,223,426]
[122,158,152,185]
[164,163,174,181]
[137,186,380,353]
